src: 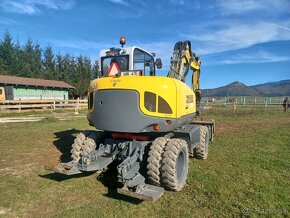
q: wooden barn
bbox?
[0,75,74,100]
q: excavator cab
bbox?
[99,37,161,77]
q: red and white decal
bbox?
[108,62,120,76]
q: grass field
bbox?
[0,108,289,217]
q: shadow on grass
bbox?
[39,171,96,182]
[53,128,81,162]
[40,128,94,181]
[97,167,143,205]
[40,168,142,204]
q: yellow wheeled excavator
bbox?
[45,37,215,201]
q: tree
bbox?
[68,56,78,97]
[43,45,55,80]
[92,59,99,80]
[33,42,42,78]
[73,55,85,98]
[22,38,34,77]
[82,56,93,97]
[62,54,73,83]
[0,60,6,75]
[69,55,92,98]
[55,53,63,80]
[0,32,14,75]
[12,40,24,76]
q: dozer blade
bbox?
[44,162,82,175]
[117,184,164,202]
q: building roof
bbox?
[0,75,75,89]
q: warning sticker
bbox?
[108,62,120,76]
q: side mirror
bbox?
[155,58,162,69]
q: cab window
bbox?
[133,49,155,76]
[144,91,156,112]
[101,55,129,77]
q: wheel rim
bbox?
[176,149,186,182]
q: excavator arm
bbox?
[167,41,202,114]
[168,41,201,90]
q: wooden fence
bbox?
[0,99,87,113]
[0,96,287,113]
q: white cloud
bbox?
[0,0,75,14]
[172,0,200,8]
[108,0,129,6]
[142,21,290,67]
[169,0,185,5]
[107,0,201,18]
[0,17,17,25]
[37,0,74,10]
[221,51,290,64]
[217,0,267,14]
[108,9,144,19]
[271,23,290,32]
[217,0,290,15]
[52,38,112,51]
[183,20,290,55]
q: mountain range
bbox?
[202,80,290,97]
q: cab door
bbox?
[0,87,5,100]
[133,48,155,76]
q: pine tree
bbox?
[0,32,14,75]
[13,40,24,76]
[55,53,63,80]
[43,45,55,80]
[82,56,93,97]
[33,42,42,78]
[0,60,6,75]
[68,56,77,97]
[62,54,73,83]
[92,59,99,80]
[74,55,85,98]
[22,38,34,77]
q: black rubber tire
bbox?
[146,137,170,186]
[71,131,100,161]
[195,126,209,159]
[161,139,189,191]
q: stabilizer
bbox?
[44,161,82,175]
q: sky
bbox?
[0,0,289,89]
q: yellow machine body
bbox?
[88,76,196,118]
[87,76,197,133]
